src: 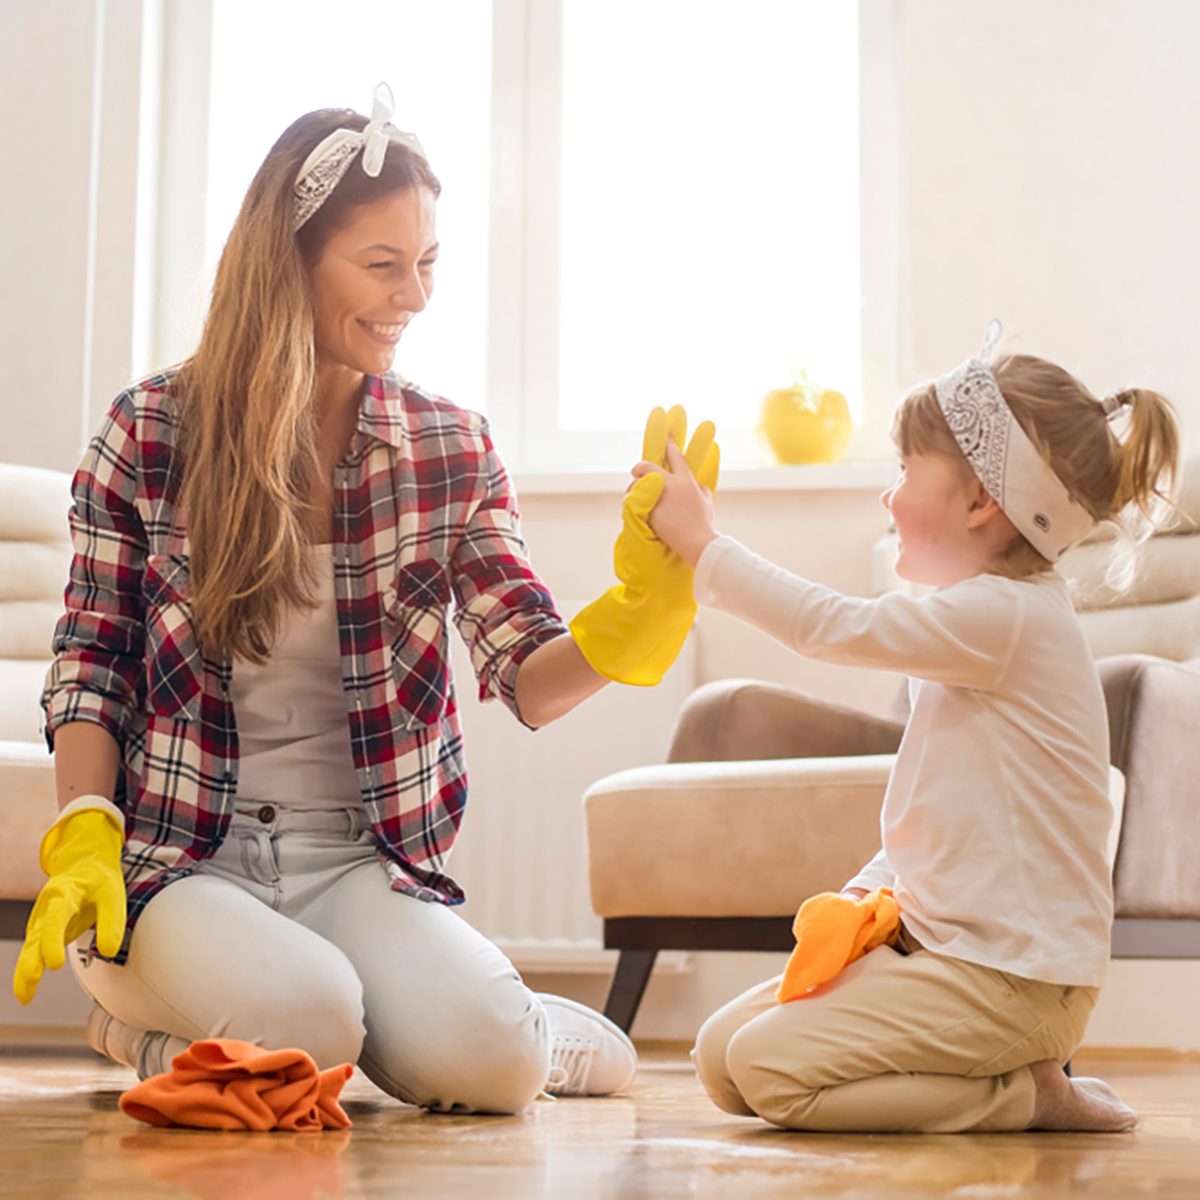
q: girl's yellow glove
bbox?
[12,802,127,1004]
[570,406,719,686]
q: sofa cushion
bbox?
[0,465,71,541]
[0,740,58,900]
[1098,655,1200,918]
[0,540,72,605]
[1062,531,1200,610]
[667,679,904,765]
[0,659,51,742]
[0,601,62,660]
[586,756,891,918]
[1077,595,1200,662]
[586,757,1125,920]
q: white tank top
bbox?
[229,544,361,808]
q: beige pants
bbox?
[693,931,1097,1133]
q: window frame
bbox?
[146,0,902,472]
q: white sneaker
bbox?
[538,994,637,1096]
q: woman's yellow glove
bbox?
[570,406,719,686]
[12,801,127,1005]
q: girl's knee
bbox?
[692,1017,732,1090]
[724,1021,806,1124]
[693,1012,757,1117]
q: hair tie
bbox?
[1100,391,1129,420]
[292,83,427,232]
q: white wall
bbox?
[1,3,98,468]
[1,0,155,472]
[1,1,1197,1050]
[898,0,1200,446]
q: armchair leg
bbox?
[603,949,658,1034]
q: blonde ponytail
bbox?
[1106,387,1181,523]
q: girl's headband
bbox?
[292,83,427,232]
[934,320,1096,561]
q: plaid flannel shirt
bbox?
[41,369,567,964]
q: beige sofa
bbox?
[586,468,1200,1031]
[0,465,72,939]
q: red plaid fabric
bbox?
[42,370,567,963]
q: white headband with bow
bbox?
[934,320,1096,561]
[292,83,427,231]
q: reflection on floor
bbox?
[0,1030,1197,1199]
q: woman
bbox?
[15,88,713,1114]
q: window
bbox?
[206,0,493,413]
[549,1,861,468]
[180,0,879,471]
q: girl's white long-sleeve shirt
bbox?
[693,534,1115,986]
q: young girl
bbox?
[635,322,1179,1134]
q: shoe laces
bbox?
[545,1034,597,1096]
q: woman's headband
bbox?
[933,320,1096,561]
[292,83,427,232]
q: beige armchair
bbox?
[0,464,71,940]
[585,468,1200,1033]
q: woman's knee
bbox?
[454,1040,549,1115]
[363,993,550,1114]
[247,960,367,1069]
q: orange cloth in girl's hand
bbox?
[119,1038,354,1132]
[776,887,902,1003]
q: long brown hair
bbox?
[177,108,440,663]
[892,353,1181,586]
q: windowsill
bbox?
[513,460,896,496]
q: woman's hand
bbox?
[13,802,127,1004]
[632,439,719,567]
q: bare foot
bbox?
[1027,1059,1139,1132]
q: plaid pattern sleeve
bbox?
[41,389,149,756]
[450,419,568,726]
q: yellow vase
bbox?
[759,380,852,465]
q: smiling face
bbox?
[880,450,991,587]
[306,186,439,379]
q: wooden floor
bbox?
[0,1031,1197,1199]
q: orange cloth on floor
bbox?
[776,887,902,1003]
[119,1038,354,1132]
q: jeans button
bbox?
[257,805,276,824]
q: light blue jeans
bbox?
[70,802,551,1113]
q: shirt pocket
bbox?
[142,553,203,720]
[383,558,452,732]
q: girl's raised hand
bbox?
[632,439,719,567]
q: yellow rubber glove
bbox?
[12,802,127,1005]
[570,406,720,686]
